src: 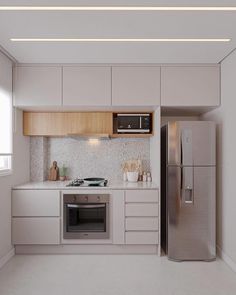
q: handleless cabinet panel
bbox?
[12,190,60,217]
[14,66,62,106]
[161,66,220,106]
[125,190,158,203]
[112,66,160,106]
[126,217,159,231]
[12,218,60,245]
[125,203,159,217]
[63,66,111,106]
[125,232,158,244]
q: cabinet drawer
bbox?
[12,218,60,245]
[125,232,158,245]
[126,217,158,231]
[125,203,158,217]
[125,190,158,203]
[12,190,60,217]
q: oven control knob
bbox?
[85,196,88,202]
[97,196,100,201]
[73,196,76,202]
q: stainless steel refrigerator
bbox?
[161,121,216,261]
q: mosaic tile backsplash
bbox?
[30,137,150,182]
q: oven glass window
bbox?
[66,204,106,232]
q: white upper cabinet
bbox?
[14,66,62,107]
[112,66,161,106]
[63,66,111,106]
[161,66,220,106]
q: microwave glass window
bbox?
[117,116,140,129]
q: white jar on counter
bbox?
[142,172,147,182]
[147,172,152,182]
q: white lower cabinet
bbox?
[124,189,159,245]
[12,189,61,245]
[12,218,60,245]
[126,217,158,231]
[125,232,159,245]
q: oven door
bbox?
[64,203,109,239]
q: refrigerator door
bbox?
[167,166,216,261]
[168,121,216,166]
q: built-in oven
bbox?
[63,194,109,239]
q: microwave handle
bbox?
[67,204,105,209]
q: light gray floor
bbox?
[0,255,236,295]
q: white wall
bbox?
[0,51,30,261]
[202,50,236,269]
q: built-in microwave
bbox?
[114,113,152,134]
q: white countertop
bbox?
[13,181,158,190]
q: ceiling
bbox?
[0,0,236,63]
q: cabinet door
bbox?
[125,190,159,203]
[12,190,60,217]
[63,66,111,106]
[12,218,60,245]
[112,66,160,106]
[161,66,220,106]
[14,66,62,106]
[125,232,158,245]
[112,191,125,244]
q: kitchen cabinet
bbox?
[12,190,60,217]
[12,190,61,245]
[23,112,113,136]
[63,66,111,106]
[124,189,159,245]
[12,218,60,245]
[112,66,161,106]
[14,66,62,107]
[161,66,220,106]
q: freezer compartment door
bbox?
[168,121,216,166]
[167,166,216,261]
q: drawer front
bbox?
[125,203,159,217]
[125,190,158,203]
[12,190,60,217]
[126,217,158,231]
[125,232,158,244]
[12,218,60,245]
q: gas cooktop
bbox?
[67,178,108,187]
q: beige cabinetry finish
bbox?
[12,218,60,245]
[63,66,111,106]
[161,66,220,106]
[23,112,113,136]
[112,190,125,244]
[112,66,161,106]
[14,66,62,106]
[12,190,60,217]
[124,189,159,245]
[12,190,61,245]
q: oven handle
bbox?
[67,204,105,209]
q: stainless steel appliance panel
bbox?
[168,121,216,166]
[167,166,216,261]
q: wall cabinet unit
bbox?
[23,112,113,136]
[161,66,220,106]
[63,66,111,106]
[112,66,161,106]
[12,190,61,245]
[14,66,62,107]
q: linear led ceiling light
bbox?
[10,38,231,42]
[1,6,236,11]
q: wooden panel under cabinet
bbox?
[14,66,62,107]
[63,66,111,106]
[161,66,220,106]
[12,217,60,245]
[23,112,113,136]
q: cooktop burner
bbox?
[66,178,108,187]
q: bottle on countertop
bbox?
[142,171,147,182]
[147,172,152,182]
